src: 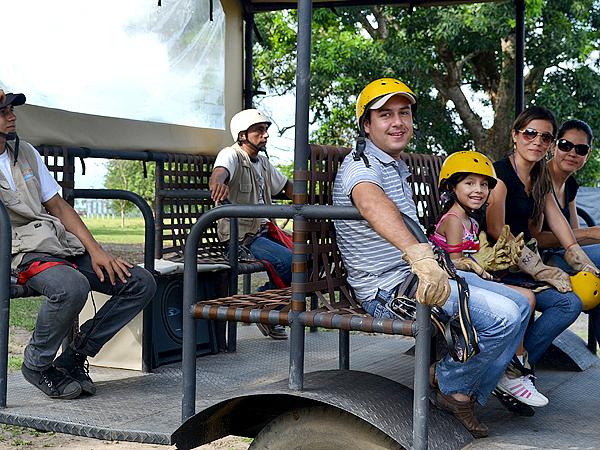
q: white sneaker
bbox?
[496,374,548,407]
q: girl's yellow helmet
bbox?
[438,150,498,191]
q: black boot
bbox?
[21,364,81,400]
[54,347,96,396]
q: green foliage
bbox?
[275,161,294,180]
[104,160,156,216]
[254,0,600,170]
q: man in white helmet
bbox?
[209,108,292,340]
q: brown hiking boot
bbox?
[433,390,489,438]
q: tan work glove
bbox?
[403,243,451,307]
[453,256,494,280]
[519,245,572,292]
[564,244,600,276]
[473,225,524,272]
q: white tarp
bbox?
[0,0,241,154]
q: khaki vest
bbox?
[217,144,274,242]
[0,141,85,269]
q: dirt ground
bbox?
[0,428,251,449]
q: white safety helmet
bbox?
[229,109,272,142]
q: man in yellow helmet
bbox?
[333,78,530,437]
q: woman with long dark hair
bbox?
[533,119,600,340]
[486,107,598,369]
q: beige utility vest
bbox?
[0,141,85,269]
[217,144,274,242]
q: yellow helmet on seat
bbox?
[356,78,416,128]
[570,271,600,311]
[438,150,497,191]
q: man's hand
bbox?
[209,181,229,203]
[89,247,133,285]
[0,90,5,104]
[403,243,451,307]
[209,167,230,203]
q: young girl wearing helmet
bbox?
[430,150,548,412]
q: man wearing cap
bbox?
[0,90,156,399]
[333,79,530,437]
[209,108,292,340]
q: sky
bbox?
[0,0,295,189]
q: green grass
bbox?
[10,297,44,331]
[82,216,146,244]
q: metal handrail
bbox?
[180,203,432,450]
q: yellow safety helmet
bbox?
[438,150,498,191]
[356,78,416,129]
[570,271,600,311]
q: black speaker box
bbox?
[150,271,226,368]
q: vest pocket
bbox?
[239,183,253,193]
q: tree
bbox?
[104,160,156,227]
[254,1,600,184]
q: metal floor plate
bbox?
[2,325,599,449]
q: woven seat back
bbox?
[155,154,226,262]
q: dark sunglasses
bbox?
[517,128,555,145]
[556,138,590,157]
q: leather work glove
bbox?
[473,225,524,272]
[564,244,600,276]
[518,245,572,293]
[453,256,494,280]
[403,243,451,307]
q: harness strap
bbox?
[17,260,77,285]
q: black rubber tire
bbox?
[249,405,402,450]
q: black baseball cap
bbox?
[0,93,26,109]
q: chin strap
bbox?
[352,131,370,168]
[239,134,269,159]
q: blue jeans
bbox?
[249,236,292,286]
[21,252,156,370]
[543,243,600,347]
[437,272,530,405]
[362,271,530,405]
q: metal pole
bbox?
[515,0,525,115]
[0,202,11,408]
[289,0,313,392]
[226,219,239,352]
[412,303,432,450]
[339,330,350,370]
[244,12,254,109]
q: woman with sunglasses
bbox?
[532,119,600,341]
[486,107,599,377]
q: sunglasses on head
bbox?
[556,138,590,156]
[517,128,555,145]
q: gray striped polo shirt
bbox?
[333,139,420,303]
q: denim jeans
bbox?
[362,270,530,405]
[21,252,156,371]
[249,235,293,286]
[543,243,600,349]
[436,271,530,405]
